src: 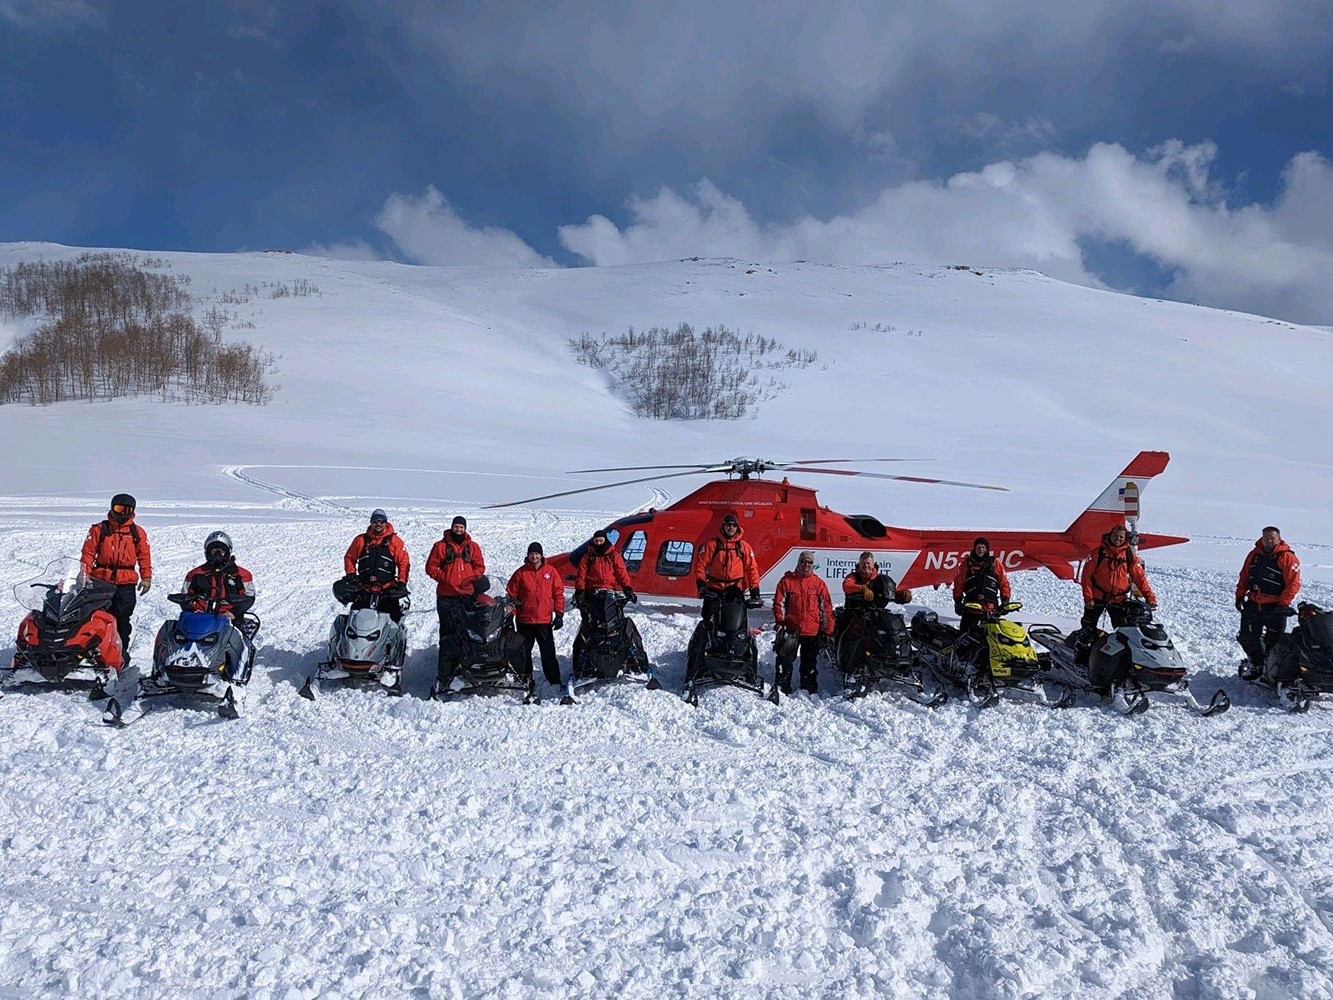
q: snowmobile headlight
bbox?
[173,630,187,642]
[364,630,381,641]
[346,624,358,638]
[202,633,219,646]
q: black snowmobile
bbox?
[571,589,657,692]
[834,603,945,706]
[429,579,527,702]
[1243,601,1333,712]
[3,557,140,724]
[909,601,1056,708]
[683,587,765,705]
[1030,599,1229,717]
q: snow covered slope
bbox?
[1,243,1332,997]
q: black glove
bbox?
[623,587,637,604]
[746,587,762,607]
[954,600,964,616]
[1235,596,1245,612]
[552,612,564,630]
[696,580,707,598]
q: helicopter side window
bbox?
[800,508,817,541]
[655,539,694,577]
[622,530,647,572]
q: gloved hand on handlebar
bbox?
[623,587,637,604]
[1234,596,1245,612]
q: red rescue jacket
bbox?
[1235,539,1300,607]
[506,559,566,625]
[576,544,632,592]
[80,516,152,586]
[773,570,835,637]
[183,560,255,617]
[426,531,486,597]
[1081,536,1156,606]
[694,529,760,593]
[344,524,410,591]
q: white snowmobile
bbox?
[141,592,259,721]
[300,580,408,699]
[1030,599,1229,717]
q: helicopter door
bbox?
[800,508,817,541]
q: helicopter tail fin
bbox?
[1063,451,1185,548]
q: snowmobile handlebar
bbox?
[168,592,229,613]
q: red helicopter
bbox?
[490,452,1186,601]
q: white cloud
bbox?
[557,144,1333,324]
[373,187,555,268]
[0,0,104,30]
[392,1,1329,155]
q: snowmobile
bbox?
[3,557,139,718]
[683,587,766,705]
[571,589,657,692]
[299,580,408,700]
[909,601,1055,708]
[1030,599,1230,717]
[429,579,528,702]
[142,592,259,721]
[1243,601,1333,712]
[834,604,946,706]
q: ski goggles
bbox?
[111,503,134,514]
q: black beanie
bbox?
[452,516,467,528]
[527,542,543,556]
[973,536,990,549]
[111,493,136,510]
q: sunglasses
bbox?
[111,504,133,514]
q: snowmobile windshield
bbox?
[14,556,104,614]
[1304,612,1333,649]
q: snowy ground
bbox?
[1,246,1332,998]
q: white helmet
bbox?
[204,530,233,559]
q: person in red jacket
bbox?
[342,509,411,621]
[426,515,486,686]
[772,551,835,694]
[507,542,567,696]
[575,528,636,606]
[183,531,256,623]
[953,537,1011,635]
[79,492,152,657]
[694,512,761,622]
[1236,525,1302,678]
[1079,524,1156,633]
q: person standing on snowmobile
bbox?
[575,527,636,607]
[694,512,761,621]
[1235,526,1301,680]
[506,542,566,694]
[426,515,486,687]
[773,551,835,694]
[79,492,152,658]
[1079,524,1156,633]
[953,537,1011,635]
[184,531,255,628]
[342,509,410,622]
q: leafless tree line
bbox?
[570,322,818,420]
[0,253,276,406]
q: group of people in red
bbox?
[74,492,1305,690]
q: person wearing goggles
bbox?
[79,492,152,659]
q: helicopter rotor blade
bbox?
[792,467,1009,492]
[482,468,727,509]
[568,463,720,474]
[781,457,923,465]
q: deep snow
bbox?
[1,244,1332,998]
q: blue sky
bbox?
[2,0,1332,322]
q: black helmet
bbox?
[109,493,136,521]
